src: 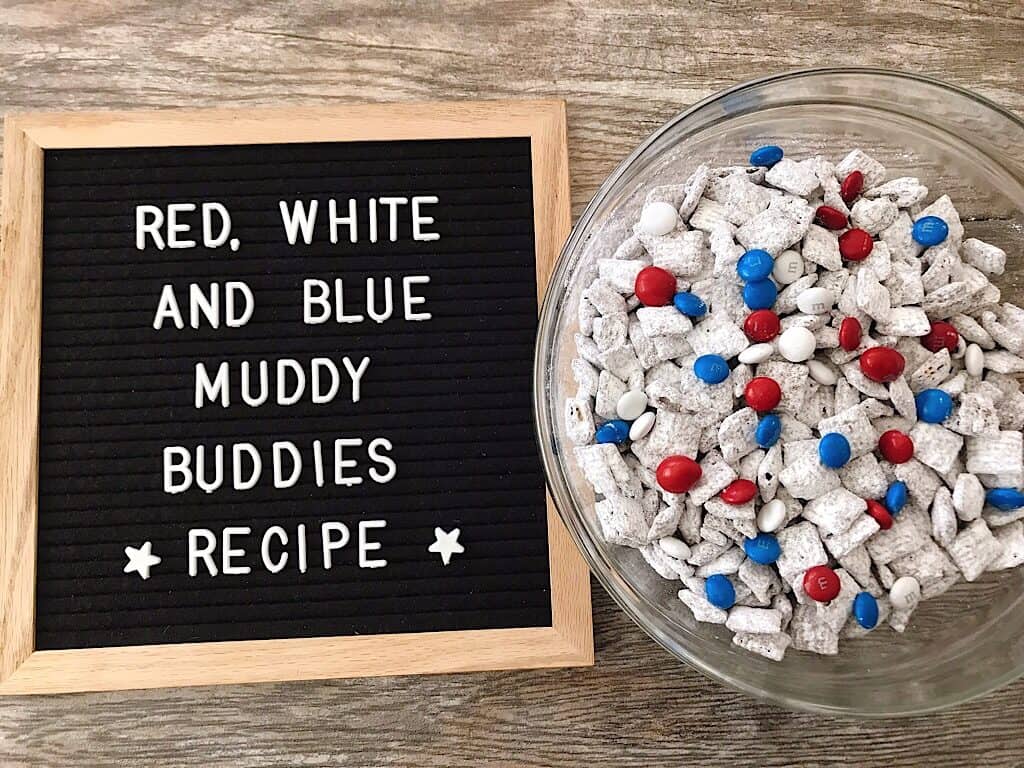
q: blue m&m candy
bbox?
[912,215,949,247]
[743,279,778,310]
[737,249,774,282]
[885,480,908,515]
[693,354,730,385]
[673,291,707,317]
[755,413,782,449]
[705,573,736,610]
[595,419,630,445]
[853,592,880,630]
[986,488,1024,511]
[743,533,781,565]
[915,388,953,423]
[749,145,784,168]
[818,432,851,469]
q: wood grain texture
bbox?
[0,0,1023,764]
[0,120,42,687]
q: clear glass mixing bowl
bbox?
[535,68,1024,716]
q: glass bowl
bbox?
[535,68,1024,716]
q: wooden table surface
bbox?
[2,2,1024,765]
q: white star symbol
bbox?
[123,541,161,580]
[428,527,465,565]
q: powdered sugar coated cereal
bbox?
[566,144,1024,662]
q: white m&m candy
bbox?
[638,201,679,236]
[772,249,804,285]
[806,359,837,385]
[965,343,984,377]
[756,499,787,533]
[616,390,648,420]
[628,411,656,441]
[778,326,816,362]
[738,343,774,364]
[796,286,835,314]
[890,576,921,611]
[658,536,692,560]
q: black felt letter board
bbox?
[35,138,551,649]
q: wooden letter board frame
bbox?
[0,101,592,694]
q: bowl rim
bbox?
[533,66,1024,717]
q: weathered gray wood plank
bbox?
[1,2,1023,765]
[4,590,1024,768]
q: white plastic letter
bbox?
[136,205,165,250]
[303,279,331,325]
[377,196,408,242]
[202,202,231,248]
[232,442,262,491]
[273,441,302,488]
[189,282,220,329]
[334,278,364,323]
[359,520,387,569]
[163,446,193,494]
[334,438,363,487]
[195,444,224,494]
[166,203,197,249]
[240,360,269,407]
[297,523,307,573]
[225,281,254,327]
[403,275,432,321]
[188,528,218,576]
[222,526,252,575]
[261,526,289,574]
[277,359,306,406]
[341,356,371,403]
[412,195,440,241]
[321,522,351,570]
[368,437,397,484]
[279,199,318,245]
[153,284,184,330]
[328,198,358,244]
[195,361,230,408]
[366,277,393,323]
[311,358,340,404]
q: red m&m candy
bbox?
[838,228,874,261]
[859,346,905,383]
[838,317,862,351]
[634,266,677,307]
[840,170,864,204]
[743,309,781,342]
[803,565,841,603]
[656,455,702,494]
[815,205,848,230]
[921,320,959,353]
[878,430,914,464]
[744,377,782,413]
[720,478,757,505]
[866,499,894,530]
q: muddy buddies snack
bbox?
[567,144,1024,661]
